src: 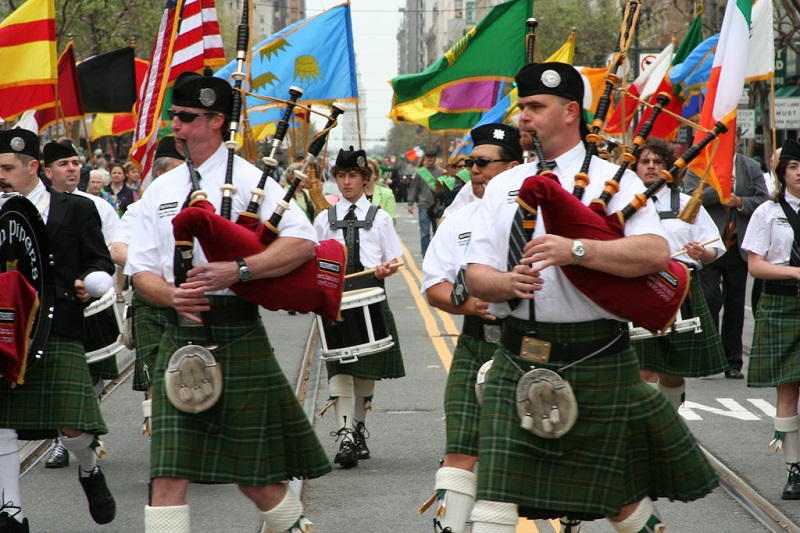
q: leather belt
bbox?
[763,281,800,297]
[500,324,629,363]
[462,315,502,343]
[166,302,260,326]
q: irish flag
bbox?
[686,0,751,203]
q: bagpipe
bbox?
[0,194,54,385]
[170,1,346,321]
[515,3,726,334]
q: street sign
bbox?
[737,109,756,139]
[774,98,800,129]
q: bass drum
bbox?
[84,287,125,364]
[0,194,54,381]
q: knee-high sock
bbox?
[657,381,686,410]
[607,497,665,533]
[0,428,23,521]
[329,374,354,439]
[60,431,97,474]
[469,500,517,533]
[145,505,190,533]
[776,416,800,464]
[353,378,375,426]
[434,467,475,533]
[261,487,304,532]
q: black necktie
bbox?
[507,205,532,310]
[344,204,361,274]
[792,207,800,267]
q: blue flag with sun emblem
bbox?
[215,2,357,136]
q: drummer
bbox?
[631,137,728,408]
[313,146,403,468]
[40,139,122,469]
[0,128,117,529]
[420,123,522,533]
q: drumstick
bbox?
[344,260,405,279]
[670,237,720,259]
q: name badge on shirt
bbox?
[159,201,179,219]
[457,231,471,248]
[507,190,520,204]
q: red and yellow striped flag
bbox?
[0,0,57,121]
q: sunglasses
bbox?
[167,109,218,123]
[464,158,512,168]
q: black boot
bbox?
[559,517,581,532]
[78,466,116,524]
[330,427,358,468]
[782,462,800,500]
[44,438,69,468]
[0,500,29,533]
[353,421,370,460]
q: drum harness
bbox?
[328,203,380,292]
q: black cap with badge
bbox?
[171,71,232,115]
[154,136,185,162]
[515,61,589,140]
[333,146,370,178]
[471,123,523,163]
[43,140,78,166]
[0,129,40,160]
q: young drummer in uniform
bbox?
[126,72,330,533]
[742,138,800,500]
[631,138,728,408]
[0,129,117,530]
[313,147,403,468]
[464,62,717,532]
[420,123,521,533]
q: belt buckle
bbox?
[177,313,203,328]
[483,325,501,344]
[519,336,551,363]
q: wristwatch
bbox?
[236,258,252,282]
[571,240,586,266]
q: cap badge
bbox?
[492,129,505,140]
[198,87,217,107]
[357,155,366,168]
[541,70,561,89]
[9,137,24,152]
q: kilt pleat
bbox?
[0,334,108,435]
[444,335,496,456]
[326,299,405,381]
[633,276,727,377]
[150,304,331,485]
[131,291,167,392]
[88,355,120,380]
[477,319,717,520]
[748,287,800,388]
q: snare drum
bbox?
[84,288,125,364]
[628,309,701,341]
[316,287,395,364]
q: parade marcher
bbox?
[366,157,398,223]
[0,128,117,529]
[464,62,717,532]
[407,147,444,256]
[631,138,728,408]
[314,146,404,469]
[111,136,185,435]
[683,126,768,379]
[742,138,800,500]
[125,72,331,533]
[420,123,521,533]
[40,139,122,469]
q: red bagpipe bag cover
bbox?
[172,199,346,321]
[516,174,689,334]
[0,270,39,385]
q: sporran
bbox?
[164,343,222,414]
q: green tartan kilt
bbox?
[477,319,717,520]
[88,355,119,380]
[326,299,405,381]
[633,276,727,377]
[131,291,167,392]
[748,287,800,388]
[0,334,108,435]
[150,308,332,485]
[444,334,495,456]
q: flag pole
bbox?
[355,99,363,150]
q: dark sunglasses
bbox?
[167,109,218,123]
[464,158,512,168]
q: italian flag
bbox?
[686,0,751,203]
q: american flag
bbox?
[129,0,226,176]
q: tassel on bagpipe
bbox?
[516,123,726,333]
[172,101,348,321]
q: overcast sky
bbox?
[307,0,405,143]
